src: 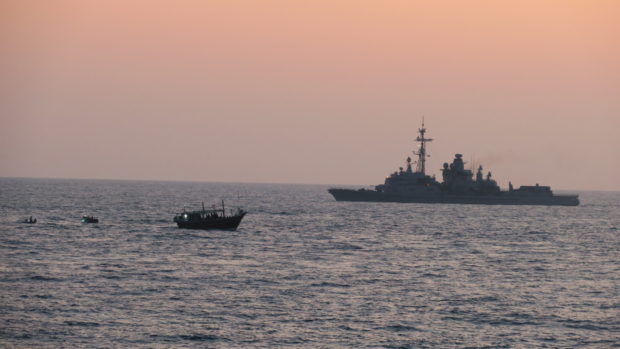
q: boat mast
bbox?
[413,118,433,175]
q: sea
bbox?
[0,178,618,348]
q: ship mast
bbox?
[413,118,433,175]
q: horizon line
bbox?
[0,175,610,193]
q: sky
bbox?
[1,0,619,190]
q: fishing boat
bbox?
[173,201,246,230]
[20,216,37,224]
[81,216,99,223]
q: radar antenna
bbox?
[413,117,433,175]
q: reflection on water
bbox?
[0,178,618,348]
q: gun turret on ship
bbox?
[328,122,579,206]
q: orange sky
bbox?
[1,1,619,190]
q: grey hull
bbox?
[328,189,579,206]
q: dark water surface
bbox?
[1,178,618,348]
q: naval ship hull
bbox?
[328,189,579,206]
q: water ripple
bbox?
[0,179,618,348]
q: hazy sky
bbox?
[1,1,619,190]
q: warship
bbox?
[328,122,579,206]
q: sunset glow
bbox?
[1,1,618,190]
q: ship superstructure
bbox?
[375,121,440,195]
[328,122,579,206]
